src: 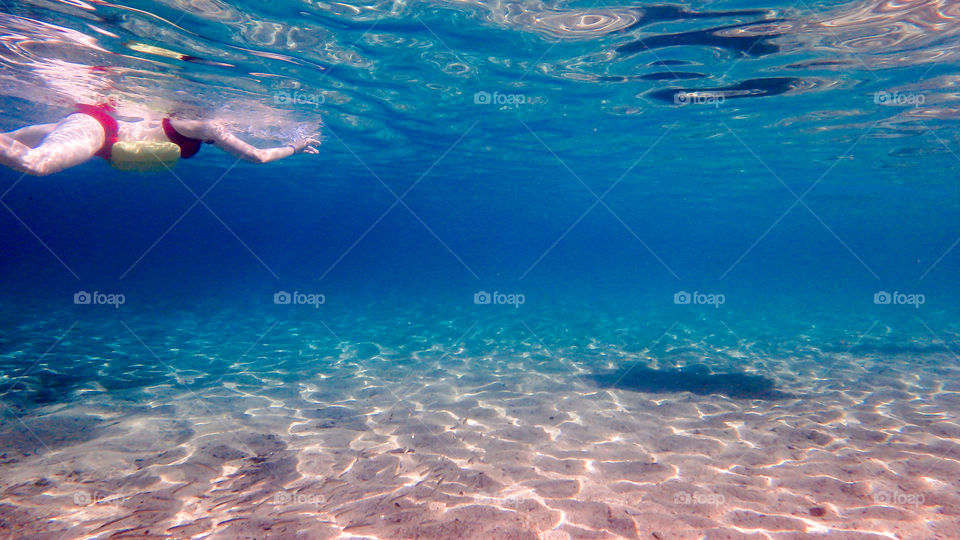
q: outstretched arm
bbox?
[168,119,320,164]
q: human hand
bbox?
[290,137,321,154]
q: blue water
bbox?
[1,1,960,538]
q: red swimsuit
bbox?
[161,118,203,158]
[74,104,206,160]
[74,104,118,160]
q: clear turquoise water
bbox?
[1,1,960,538]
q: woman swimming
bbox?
[0,103,321,176]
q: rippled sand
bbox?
[1,305,958,539]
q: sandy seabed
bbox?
[1,308,959,539]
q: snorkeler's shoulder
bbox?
[165,118,224,140]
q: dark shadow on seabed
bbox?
[586,363,796,400]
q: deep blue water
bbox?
[1,0,960,538]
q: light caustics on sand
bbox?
[1,0,960,538]
[0,307,958,538]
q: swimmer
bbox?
[0,103,321,176]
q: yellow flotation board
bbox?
[110,140,181,173]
